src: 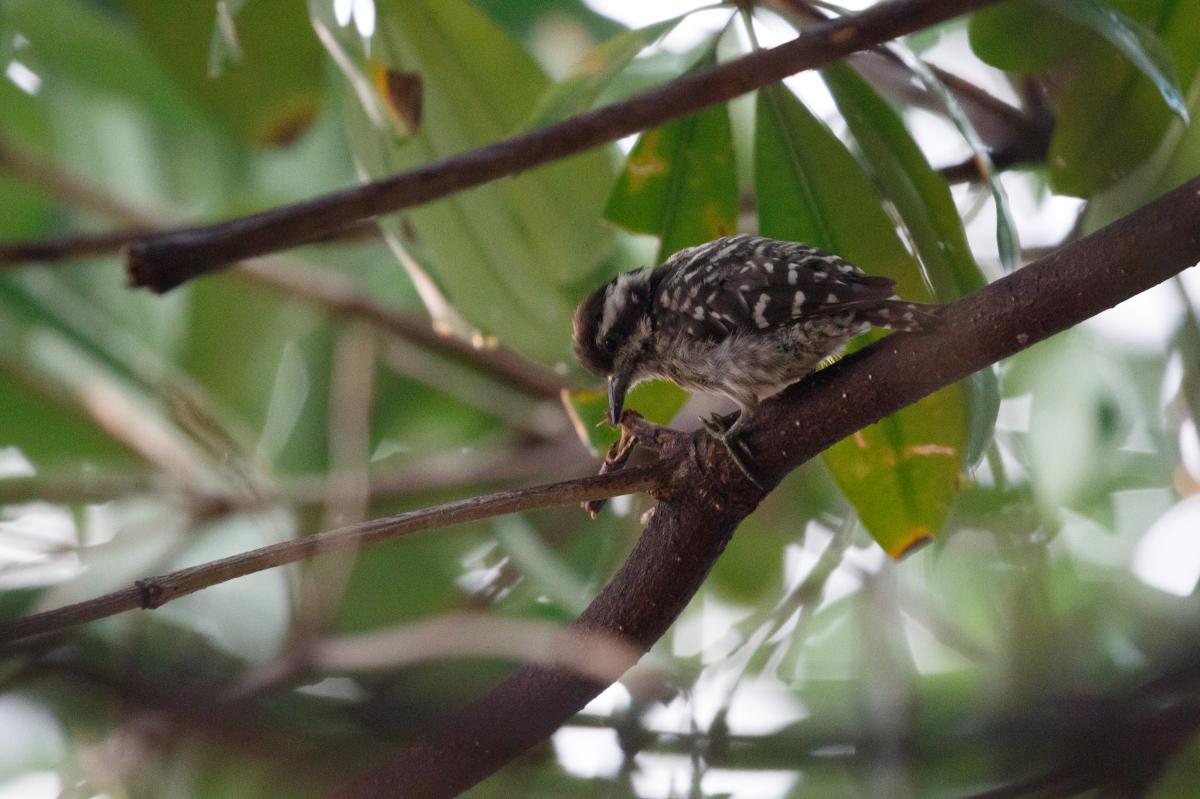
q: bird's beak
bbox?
[607,363,634,425]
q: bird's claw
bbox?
[698,410,764,490]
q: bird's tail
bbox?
[860,300,945,332]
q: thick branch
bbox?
[0,464,668,644]
[122,0,1001,292]
[331,179,1200,799]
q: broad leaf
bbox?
[821,63,997,467]
[969,0,1094,74]
[893,47,1020,271]
[0,76,54,241]
[1049,0,1200,196]
[1052,0,1188,121]
[755,84,967,557]
[1,0,189,115]
[527,14,687,128]
[122,0,326,146]
[313,0,617,366]
[604,52,739,260]
[563,382,689,455]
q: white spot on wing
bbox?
[792,290,806,314]
[826,292,839,303]
[753,294,770,328]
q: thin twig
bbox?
[0,464,671,645]
[122,0,1003,292]
[0,135,162,228]
[0,437,591,510]
[234,260,566,399]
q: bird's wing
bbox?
[652,236,897,341]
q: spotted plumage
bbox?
[573,235,942,483]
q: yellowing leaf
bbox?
[754,83,967,556]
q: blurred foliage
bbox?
[0,1,1199,797]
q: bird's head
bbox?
[572,268,655,424]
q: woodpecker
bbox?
[572,234,942,486]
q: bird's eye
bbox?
[602,336,619,354]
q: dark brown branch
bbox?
[0,220,381,269]
[0,229,158,265]
[122,0,1003,293]
[330,178,1200,799]
[938,135,1050,183]
[0,464,669,645]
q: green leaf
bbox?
[604,54,739,260]
[1048,0,1200,196]
[122,0,326,146]
[820,62,997,467]
[968,0,1094,74]
[472,0,625,42]
[820,64,986,301]
[526,14,686,128]
[1051,0,1188,121]
[1006,334,1135,517]
[754,84,967,557]
[563,380,688,455]
[0,79,54,241]
[177,276,330,474]
[893,48,1020,271]
[1,0,199,129]
[315,0,617,366]
[0,370,139,469]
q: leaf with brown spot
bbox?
[369,60,423,136]
[603,48,738,262]
[754,82,967,557]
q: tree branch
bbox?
[0,464,669,645]
[0,220,382,268]
[329,179,1200,799]
[122,0,1002,293]
[234,259,566,399]
[0,136,162,229]
[766,0,1047,155]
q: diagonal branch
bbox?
[234,259,566,398]
[329,178,1200,799]
[122,0,1002,293]
[0,464,669,645]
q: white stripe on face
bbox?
[599,271,641,338]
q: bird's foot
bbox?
[699,410,764,490]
